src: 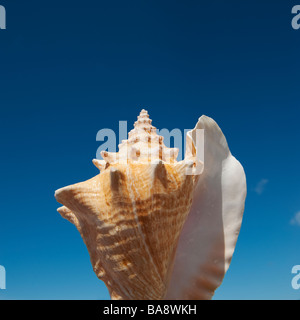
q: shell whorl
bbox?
[95,109,180,168]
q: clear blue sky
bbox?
[0,0,300,300]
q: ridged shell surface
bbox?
[55,110,199,300]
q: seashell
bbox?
[54,109,246,300]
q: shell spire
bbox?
[94,109,180,170]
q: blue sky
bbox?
[0,0,300,300]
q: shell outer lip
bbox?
[165,115,247,300]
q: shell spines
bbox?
[94,110,183,170]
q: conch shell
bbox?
[55,109,246,300]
